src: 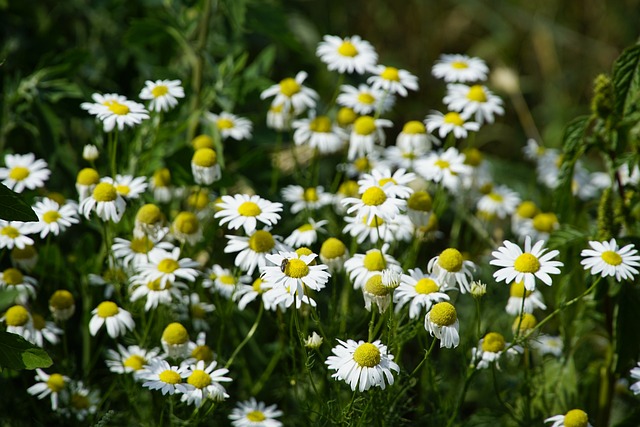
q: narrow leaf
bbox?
[612,44,640,117]
[0,184,38,222]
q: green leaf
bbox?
[612,43,640,118]
[0,331,52,370]
[546,225,587,251]
[0,290,19,311]
[0,184,38,222]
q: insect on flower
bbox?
[280,258,290,273]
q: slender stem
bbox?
[368,308,376,341]
[410,338,437,376]
[224,303,264,369]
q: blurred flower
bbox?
[0,267,37,304]
[337,84,394,115]
[471,332,521,369]
[75,167,100,201]
[81,93,127,116]
[112,235,174,271]
[139,79,184,112]
[415,147,472,192]
[129,277,186,312]
[367,64,418,97]
[140,359,189,395]
[191,148,221,185]
[26,369,70,411]
[444,83,504,124]
[292,115,347,154]
[531,335,564,357]
[347,116,392,161]
[629,362,640,395]
[30,313,63,347]
[316,35,378,74]
[105,344,162,376]
[260,71,318,115]
[0,153,50,193]
[545,409,592,427]
[135,247,200,288]
[432,54,488,83]
[233,278,270,311]
[102,174,148,200]
[580,239,640,282]
[425,111,480,139]
[344,245,401,290]
[205,111,253,141]
[160,322,191,359]
[31,198,79,238]
[82,144,99,162]
[63,381,100,421]
[95,97,149,132]
[151,168,172,203]
[2,304,33,341]
[266,103,292,131]
[171,211,203,246]
[319,237,349,272]
[204,264,252,299]
[89,301,135,338]
[49,290,75,321]
[476,185,521,220]
[11,245,38,271]
[358,167,415,199]
[0,220,34,250]
[229,398,283,427]
[281,185,333,214]
[284,218,327,248]
[215,194,283,234]
[505,281,546,315]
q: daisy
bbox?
[186,332,215,364]
[515,212,560,242]
[102,174,148,200]
[171,211,203,246]
[491,236,563,291]
[344,245,401,290]
[105,344,162,376]
[133,203,168,240]
[31,198,79,238]
[0,220,34,250]
[343,214,393,245]
[30,313,63,347]
[75,167,100,201]
[181,360,232,406]
[0,267,37,304]
[629,362,640,395]
[135,247,200,288]
[395,120,435,153]
[476,185,521,220]
[205,111,253,141]
[425,302,460,348]
[394,269,450,319]
[81,92,128,116]
[89,301,135,338]
[2,304,33,341]
[316,35,378,74]
[319,237,349,272]
[406,190,433,228]
[178,293,216,332]
[95,97,149,132]
[425,110,480,139]
[511,200,539,234]
[505,281,547,315]
[151,167,173,203]
[229,398,283,427]
[26,369,70,410]
[431,54,489,83]
[0,153,50,193]
[337,106,358,128]
[63,381,100,421]
[281,185,333,214]
[262,251,330,297]
[341,183,406,223]
[204,264,252,299]
[129,277,187,311]
[325,339,399,392]
[545,409,593,427]
[443,83,504,124]
[191,148,221,185]
[367,64,419,97]
[471,332,520,369]
[78,181,127,222]
[337,84,394,115]
[224,229,288,275]
[48,290,76,322]
[291,115,347,154]
[260,71,318,115]
[415,147,472,192]
[262,282,317,311]
[139,79,184,112]
[160,322,191,358]
[215,194,283,234]
[362,270,399,313]
[347,116,393,161]
[233,277,271,310]
[11,244,39,271]
[284,218,327,248]
[580,239,640,281]
[266,103,292,131]
[358,167,416,199]
[531,335,564,357]
[427,248,476,293]
[140,359,190,395]
[112,235,174,270]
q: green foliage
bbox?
[0,331,52,371]
[0,184,37,222]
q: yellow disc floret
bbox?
[402,120,426,135]
[96,301,119,318]
[364,274,389,296]
[158,258,179,273]
[162,322,189,345]
[437,248,463,272]
[3,268,24,286]
[320,238,346,260]
[192,148,217,167]
[124,355,146,371]
[415,278,439,294]
[46,373,66,392]
[187,370,211,389]
[481,332,506,353]
[354,116,376,136]
[173,211,199,234]
[467,85,487,102]
[310,116,332,133]
[381,67,400,81]
[361,187,386,206]
[136,204,162,225]
[92,182,118,202]
[49,290,74,310]
[248,230,275,253]
[77,168,100,186]
[238,201,261,217]
[514,253,540,273]
[443,112,464,126]
[284,259,309,278]
[563,409,589,427]
[363,250,386,271]
[429,302,457,326]
[601,250,622,266]
[5,305,29,326]
[407,191,432,212]
[353,342,381,367]
[159,370,181,384]
[279,78,300,97]
[338,41,358,57]
[9,167,30,181]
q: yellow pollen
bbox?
[338,41,358,57]
[488,192,504,202]
[157,258,179,273]
[563,409,589,427]
[192,148,217,167]
[151,85,168,97]
[451,61,469,69]
[601,250,622,266]
[516,201,538,218]
[353,342,381,367]
[337,107,357,126]
[303,187,319,202]
[353,157,371,173]
[378,177,397,187]
[187,370,211,389]
[219,275,236,285]
[310,116,332,133]
[46,374,66,392]
[381,67,400,81]
[361,186,387,206]
[248,230,275,253]
[514,253,540,273]
[513,313,537,332]
[77,168,100,186]
[9,166,30,181]
[364,215,384,227]
[188,190,209,210]
[443,112,464,126]
[365,274,390,296]
[96,301,119,318]
[217,118,234,130]
[192,135,214,150]
[363,250,386,271]
[509,281,533,298]
[130,236,154,254]
[297,224,314,232]
[0,226,20,239]
[320,238,346,259]
[152,168,171,186]
[429,302,457,326]
[49,290,74,310]
[162,322,189,345]
[174,211,199,235]
[146,279,165,291]
[532,213,558,233]
[437,248,464,272]
[3,268,23,285]
[191,345,214,362]
[106,100,130,115]
[247,411,267,422]
[42,210,61,224]
[115,184,130,196]
[92,182,118,202]
[357,93,376,105]
[402,120,426,134]
[415,278,439,294]
[5,305,29,326]
[124,354,146,371]
[434,159,451,170]
[285,258,309,278]
[158,370,181,385]
[481,332,506,353]
[32,314,45,330]
[238,201,261,217]
[407,191,432,212]
[279,78,300,97]
[467,85,487,102]
[338,180,360,197]
[354,116,376,135]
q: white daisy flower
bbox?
[78,181,127,223]
[425,110,480,139]
[319,237,349,272]
[281,185,333,214]
[284,218,327,248]
[337,84,394,116]
[490,236,563,291]
[140,359,190,395]
[471,332,521,370]
[344,245,401,290]
[262,282,317,311]
[415,147,472,192]
[395,120,435,153]
[292,115,347,154]
[191,148,221,185]
[31,198,80,238]
[629,362,640,395]
[316,35,378,75]
[81,92,128,116]
[48,290,75,322]
[160,322,191,359]
[112,235,174,271]
[178,293,216,332]
[2,304,34,342]
[135,247,200,288]
[139,79,185,112]
[89,301,135,338]
[205,111,253,141]
[129,277,187,312]
[204,264,252,299]
[151,167,173,203]
[325,339,399,392]
[95,97,149,132]
[367,64,418,97]
[505,281,547,315]
[361,270,399,313]
[0,267,37,305]
[443,83,504,125]
[341,183,406,223]
[233,277,271,310]
[425,302,460,348]
[181,360,232,406]
[105,344,162,376]
[30,313,63,347]
[347,116,393,161]
[229,398,283,427]
[432,54,489,83]
[26,369,70,411]
[545,409,593,427]
[260,71,318,115]
[0,220,34,250]
[75,167,100,201]
[224,229,288,275]
[266,103,293,131]
[358,167,416,199]
[63,381,100,421]
[476,185,521,220]
[102,174,148,200]
[170,211,203,246]
[343,214,392,245]
[0,153,50,193]
[531,335,564,358]
[427,248,476,294]
[215,194,283,234]
[262,251,330,298]
[580,239,640,281]
[514,211,560,242]
[394,269,450,319]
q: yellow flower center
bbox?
[96,301,119,318]
[488,192,504,202]
[303,187,319,202]
[124,354,146,371]
[509,281,533,298]
[338,180,360,197]
[402,120,426,134]
[248,230,275,253]
[217,118,234,130]
[252,278,264,293]
[532,213,558,233]
[106,101,130,116]
[467,85,487,102]
[130,236,154,254]
[0,226,20,239]
[247,411,267,422]
[353,116,376,135]
[443,112,464,126]
[42,210,61,224]
[337,107,357,126]
[516,201,538,218]
[451,61,469,69]
[429,302,457,326]
[32,314,45,330]
[191,344,214,362]
[146,279,166,291]
[437,248,463,272]
[92,182,118,202]
[297,224,314,232]
[407,191,433,212]
[364,215,384,227]
[463,148,483,166]
[187,370,211,389]
[219,275,236,285]
[238,201,261,217]
[162,322,189,345]
[481,332,506,353]
[320,238,346,259]
[159,370,181,385]
[192,148,217,167]
[338,41,358,57]
[188,190,209,210]
[151,85,168,98]
[363,250,386,271]
[5,305,29,326]
[513,253,540,273]
[365,274,390,296]
[3,268,23,285]
[309,116,332,133]
[353,157,371,173]
[353,342,381,367]
[601,250,622,266]
[116,184,131,196]
[9,166,30,181]
[378,177,397,187]
[158,258,179,273]
[284,259,309,278]
[279,78,300,97]
[415,278,439,294]
[71,393,90,410]
[381,66,400,81]
[563,409,589,427]
[152,168,171,186]
[49,290,74,310]
[357,93,376,105]
[513,313,537,332]
[174,211,199,235]
[361,187,387,206]
[46,374,66,392]
[192,134,214,150]
[434,159,451,170]
[77,168,100,186]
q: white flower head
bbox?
[544,409,593,427]
[78,181,127,223]
[95,97,150,132]
[139,359,190,396]
[0,153,50,193]
[316,35,378,74]
[262,251,330,298]
[425,110,480,139]
[337,84,394,116]
[205,111,253,141]
[31,198,80,238]
[26,369,70,411]
[415,147,472,192]
[89,301,135,338]
[215,194,283,234]
[139,79,185,112]
[432,54,489,83]
[444,83,504,125]
[394,268,450,319]
[425,302,460,348]
[229,398,284,427]
[260,71,318,115]
[367,64,419,97]
[427,248,476,294]
[348,116,393,161]
[181,360,232,406]
[580,239,640,282]
[0,220,34,250]
[292,114,347,154]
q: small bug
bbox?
[280,258,289,273]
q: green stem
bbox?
[410,338,437,376]
[445,368,476,427]
[224,303,264,369]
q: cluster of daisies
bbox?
[3,33,640,425]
